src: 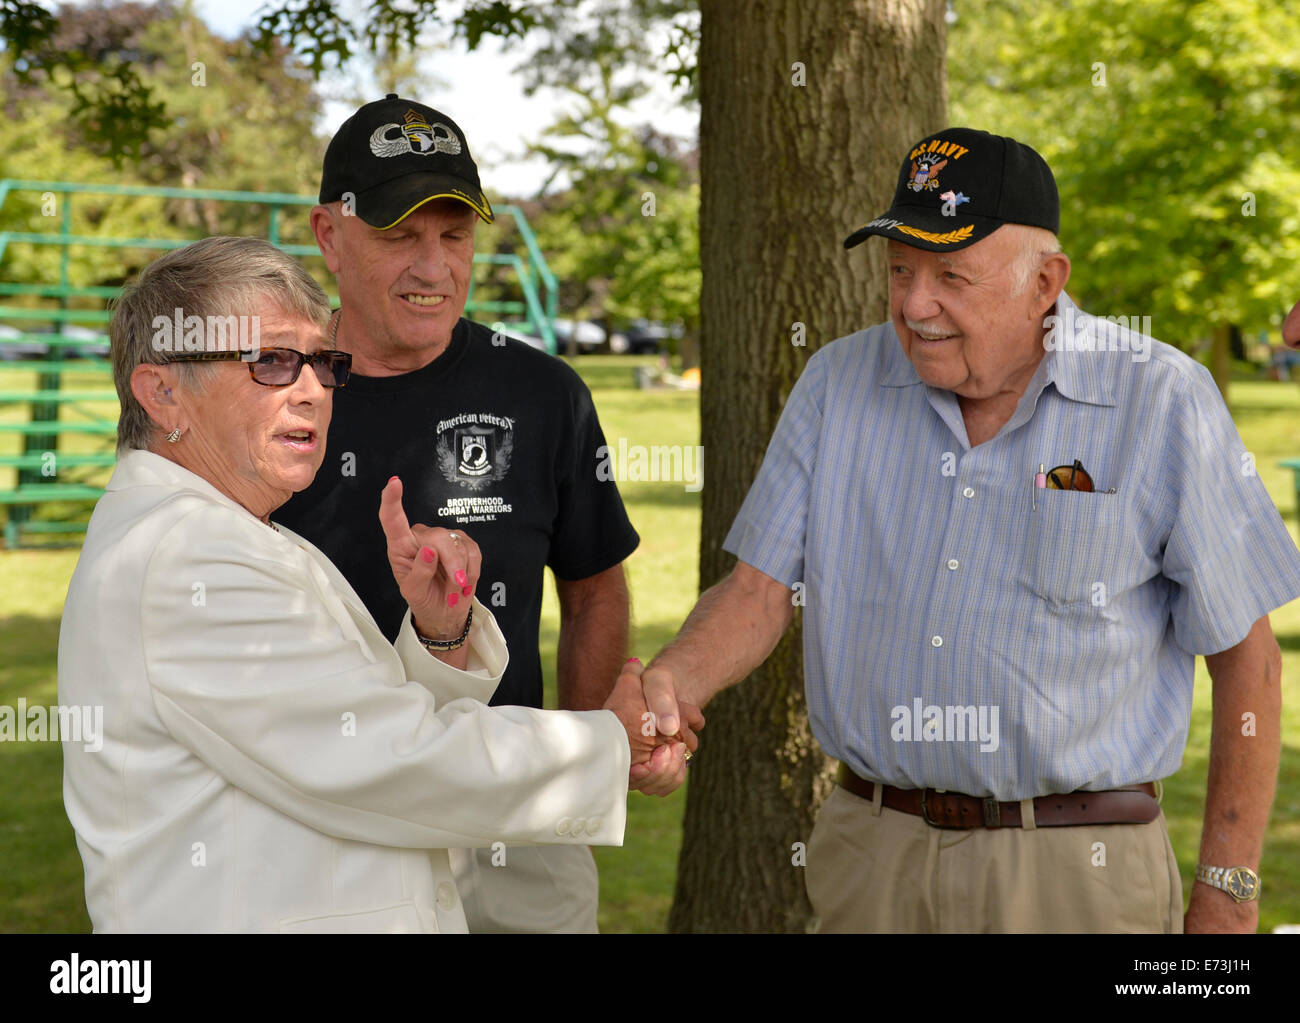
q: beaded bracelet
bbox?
[414,606,473,652]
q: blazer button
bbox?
[436,882,458,911]
[556,817,573,836]
[570,817,587,837]
[587,816,602,835]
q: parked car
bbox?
[551,318,607,353]
[609,320,682,355]
[59,323,110,359]
[0,323,51,360]
[486,321,548,353]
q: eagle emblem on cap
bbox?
[908,156,948,192]
[370,109,463,158]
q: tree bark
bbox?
[1210,323,1231,400]
[670,0,947,933]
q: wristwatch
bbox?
[1195,863,1260,903]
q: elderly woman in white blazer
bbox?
[58,237,695,933]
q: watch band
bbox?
[414,606,473,651]
[1195,863,1260,903]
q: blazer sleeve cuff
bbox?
[395,597,508,705]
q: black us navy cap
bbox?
[320,94,494,229]
[843,127,1057,252]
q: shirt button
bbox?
[435,882,458,911]
[947,559,959,570]
[962,486,975,499]
[931,635,943,648]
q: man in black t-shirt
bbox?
[275,96,691,932]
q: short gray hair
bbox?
[1007,225,1063,297]
[110,237,331,452]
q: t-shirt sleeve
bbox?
[547,371,641,580]
[1162,363,1300,654]
[722,349,826,588]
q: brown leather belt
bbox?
[837,764,1160,829]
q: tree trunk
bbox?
[670,0,947,933]
[1210,322,1231,400]
[679,331,699,371]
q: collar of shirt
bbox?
[875,292,1119,439]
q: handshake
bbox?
[602,658,705,797]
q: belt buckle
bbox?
[919,788,945,827]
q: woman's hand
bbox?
[378,476,480,641]
[603,659,705,797]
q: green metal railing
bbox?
[0,179,559,546]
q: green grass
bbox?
[3,361,1300,932]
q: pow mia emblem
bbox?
[436,422,513,491]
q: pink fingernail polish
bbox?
[461,585,472,597]
[447,592,459,608]
[388,476,399,484]
[420,547,434,564]
[455,569,468,586]
[625,657,641,665]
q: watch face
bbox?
[1226,868,1258,901]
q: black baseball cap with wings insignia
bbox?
[843,127,1058,252]
[320,94,494,229]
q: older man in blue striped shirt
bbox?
[640,128,1300,933]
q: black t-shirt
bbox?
[275,318,640,708]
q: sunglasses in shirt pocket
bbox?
[1019,487,1126,610]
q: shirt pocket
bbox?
[1019,489,1126,608]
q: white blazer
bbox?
[58,450,629,933]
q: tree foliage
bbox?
[948,0,1300,350]
[522,54,699,342]
[0,1,325,292]
[0,1,698,160]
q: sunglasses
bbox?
[1044,460,1093,492]
[163,347,351,388]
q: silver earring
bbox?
[165,427,182,444]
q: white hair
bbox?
[1007,225,1063,297]
[110,237,331,453]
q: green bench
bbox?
[0,483,104,503]
[0,390,118,404]
[0,452,117,469]
[0,361,113,371]
[0,421,117,435]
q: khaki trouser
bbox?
[805,782,1184,933]
[448,843,600,933]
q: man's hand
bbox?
[628,660,705,797]
[640,660,689,738]
[1185,884,1259,934]
[379,476,478,640]
[602,660,703,797]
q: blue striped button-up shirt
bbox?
[724,293,1300,800]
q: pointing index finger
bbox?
[378,476,418,555]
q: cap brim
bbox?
[843,207,1006,252]
[355,172,494,229]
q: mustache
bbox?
[905,319,958,340]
